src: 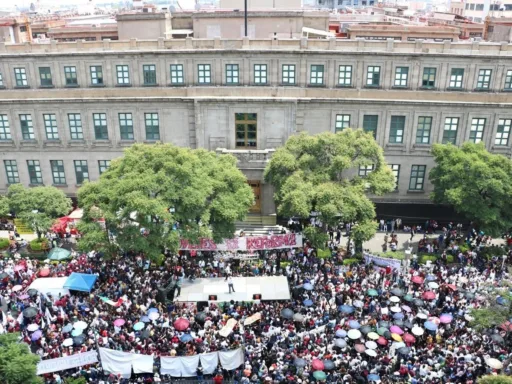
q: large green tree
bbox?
[264,130,395,248]
[77,143,253,259]
[430,142,512,236]
[0,333,41,384]
[7,184,72,238]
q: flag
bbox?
[45,307,52,325]
[99,296,118,307]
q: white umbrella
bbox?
[347,329,362,340]
[428,282,439,289]
[487,358,503,369]
[353,300,364,308]
[63,338,73,347]
[411,327,424,336]
[73,321,88,330]
[27,324,39,332]
[148,312,160,321]
[390,306,401,313]
[389,296,400,303]
[365,341,377,350]
[365,349,377,357]
[416,313,428,320]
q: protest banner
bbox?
[179,233,303,251]
[363,252,402,270]
[37,351,98,375]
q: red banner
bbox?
[179,233,302,251]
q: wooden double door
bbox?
[248,181,261,213]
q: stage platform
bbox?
[175,276,291,303]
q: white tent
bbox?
[28,277,70,299]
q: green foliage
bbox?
[29,238,48,252]
[0,196,9,217]
[317,248,332,259]
[0,333,42,384]
[470,307,509,331]
[77,143,253,260]
[430,143,512,236]
[446,255,455,263]
[65,377,87,384]
[303,226,329,249]
[0,238,9,249]
[479,245,508,260]
[419,255,437,264]
[478,376,512,384]
[7,184,72,239]
[343,258,360,265]
[264,130,395,242]
[458,244,470,253]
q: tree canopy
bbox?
[0,333,41,384]
[264,130,395,245]
[478,375,512,384]
[77,143,253,259]
[7,184,72,238]
[430,142,512,236]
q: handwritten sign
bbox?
[37,351,98,375]
[180,234,302,251]
[363,252,402,270]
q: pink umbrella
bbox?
[39,268,50,277]
[422,291,436,300]
[12,285,23,292]
[411,276,424,284]
[14,265,25,272]
[174,318,190,331]
[354,344,366,353]
[401,305,412,313]
[377,336,388,346]
[31,330,42,341]
[439,314,453,324]
[390,326,404,335]
[311,359,324,371]
[403,333,416,343]
[428,317,441,325]
[19,294,29,300]
[113,319,126,327]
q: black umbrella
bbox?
[140,329,151,340]
[73,335,85,346]
[491,334,504,344]
[294,358,306,368]
[27,289,38,297]
[414,299,425,307]
[379,321,390,328]
[404,321,414,329]
[393,319,404,327]
[383,331,392,340]
[281,308,294,320]
[23,307,38,318]
[323,360,335,370]
[360,326,372,335]
[390,288,404,297]
[398,347,411,355]
[195,312,207,324]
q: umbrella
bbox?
[390,288,404,296]
[360,325,372,334]
[73,335,85,346]
[367,331,379,340]
[393,319,404,327]
[339,305,354,314]
[403,294,413,302]
[63,338,73,347]
[383,331,392,339]
[74,321,87,330]
[31,330,42,341]
[39,268,50,277]
[424,321,438,331]
[412,327,424,336]
[62,324,73,333]
[403,333,415,343]
[313,371,327,381]
[377,327,388,336]
[378,321,390,328]
[393,341,406,349]
[323,360,335,371]
[390,306,401,313]
[367,289,378,297]
[140,329,151,340]
[404,321,413,330]
[14,265,25,272]
[365,341,377,350]
[12,285,22,292]
[293,313,305,322]
[354,344,366,353]
[497,297,509,306]
[465,292,476,299]
[349,320,361,329]
[353,300,364,308]
[0,272,8,279]
[445,284,457,291]
[27,324,39,332]
[311,359,324,371]
[414,299,425,307]
[113,319,126,327]
[180,334,193,342]
[491,334,505,344]
[334,339,347,348]
[174,318,190,331]
[428,317,441,325]
[426,274,437,281]
[398,347,411,355]
[294,358,307,367]
[487,358,503,369]
[393,313,404,320]
[71,329,82,337]
[416,312,428,320]
[411,276,424,284]
[281,308,294,319]
[389,296,400,303]
[376,336,388,346]
[195,312,207,324]
[147,307,159,314]
[347,329,362,339]
[304,299,313,307]
[141,316,150,323]
[401,305,412,313]
[422,291,436,300]
[48,247,72,261]
[390,326,404,335]
[23,307,37,318]
[27,289,38,297]
[303,283,313,291]
[365,349,377,357]
[19,294,29,300]
[368,374,380,382]
[134,322,145,331]
[335,329,347,338]
[391,333,403,342]
[439,314,453,324]
[428,282,439,289]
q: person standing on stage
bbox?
[226,275,235,293]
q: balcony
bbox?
[216,148,275,169]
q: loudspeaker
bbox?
[208,295,218,301]
[252,294,262,300]
[197,301,208,312]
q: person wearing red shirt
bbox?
[213,373,223,384]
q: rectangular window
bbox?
[335,114,351,132]
[64,66,78,86]
[477,69,492,89]
[235,113,257,148]
[68,113,83,140]
[74,160,89,184]
[409,165,426,191]
[20,114,35,140]
[495,119,512,146]
[98,160,111,175]
[505,70,512,90]
[27,160,43,185]
[39,67,52,87]
[118,113,134,140]
[50,160,66,185]
[116,65,130,85]
[394,67,409,87]
[0,115,11,140]
[226,64,239,84]
[170,64,184,85]
[4,160,19,184]
[310,65,324,85]
[422,67,436,88]
[43,114,59,140]
[93,113,108,140]
[415,116,432,144]
[469,118,486,143]
[442,117,459,144]
[391,164,400,190]
[145,113,160,140]
[143,64,157,85]
[338,65,352,86]
[366,66,380,86]
[0,72,3,87]
[198,64,211,84]
[90,66,103,85]
[358,164,374,177]
[282,64,296,85]
[449,68,464,89]
[254,64,267,84]
[389,116,405,144]
[363,115,378,138]
[14,68,28,87]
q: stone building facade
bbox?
[0,37,511,218]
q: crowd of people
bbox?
[0,222,511,384]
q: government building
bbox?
[0,37,511,223]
